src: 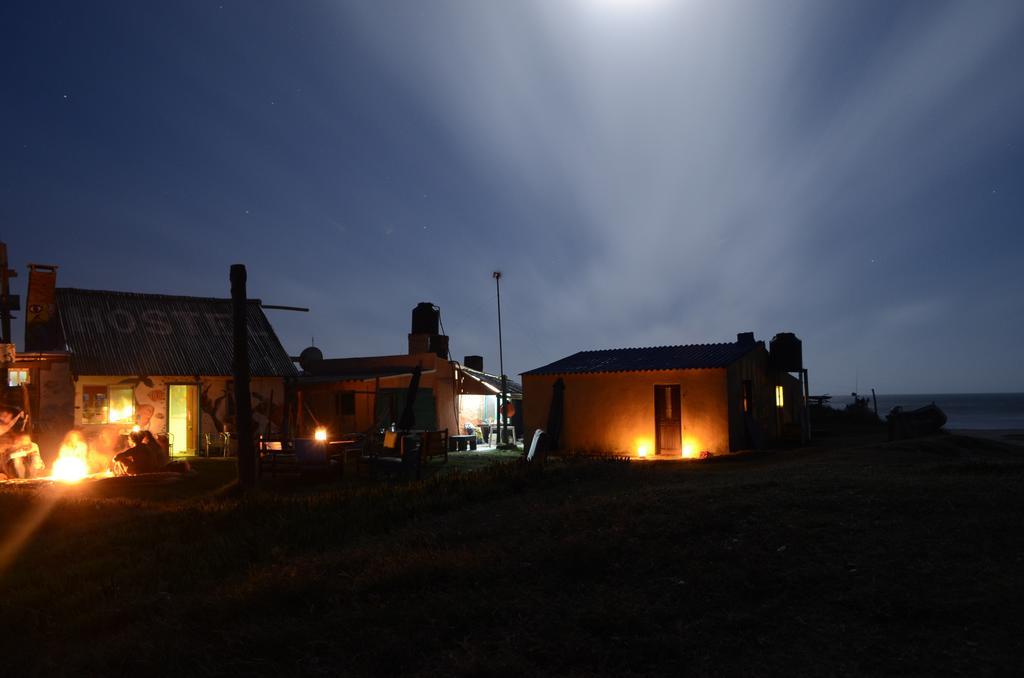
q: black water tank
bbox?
[411,302,439,335]
[298,346,324,373]
[464,355,484,371]
[770,333,803,371]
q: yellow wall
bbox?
[522,368,731,457]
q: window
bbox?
[7,368,30,387]
[81,385,134,424]
[775,385,785,408]
[336,391,356,417]
[82,386,108,424]
[108,386,135,424]
[742,380,752,414]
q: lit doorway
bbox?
[167,384,199,455]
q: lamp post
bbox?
[493,271,507,447]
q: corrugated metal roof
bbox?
[56,288,297,377]
[522,341,757,376]
[459,366,523,396]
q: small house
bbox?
[521,332,807,458]
[20,266,296,457]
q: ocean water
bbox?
[827,393,1024,430]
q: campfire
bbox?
[42,431,115,484]
[49,431,91,482]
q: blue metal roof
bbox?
[522,341,758,376]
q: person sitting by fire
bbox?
[114,430,166,475]
[0,406,26,438]
[0,407,28,479]
[4,433,45,479]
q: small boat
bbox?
[887,403,947,440]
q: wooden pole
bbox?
[802,369,811,444]
[231,264,257,489]
[0,242,12,345]
[0,242,12,392]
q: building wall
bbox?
[726,347,806,449]
[726,346,776,449]
[9,355,75,459]
[522,368,730,457]
[295,353,460,437]
[58,374,284,452]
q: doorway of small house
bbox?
[655,385,681,456]
[167,384,199,456]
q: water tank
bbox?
[411,302,439,336]
[298,346,324,372]
[464,355,484,371]
[770,333,803,371]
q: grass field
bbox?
[1,435,1023,676]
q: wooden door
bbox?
[655,385,681,455]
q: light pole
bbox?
[493,271,507,447]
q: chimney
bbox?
[464,355,483,371]
[25,264,60,351]
[737,332,755,346]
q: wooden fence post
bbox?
[231,264,257,489]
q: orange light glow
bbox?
[635,437,652,458]
[50,432,90,483]
[131,425,141,433]
[681,438,702,459]
[314,427,328,442]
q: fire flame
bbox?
[49,431,91,483]
[51,456,90,483]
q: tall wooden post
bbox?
[231,264,257,488]
[0,242,12,345]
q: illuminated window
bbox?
[7,368,30,387]
[775,385,785,408]
[741,380,752,413]
[81,385,135,424]
[108,386,135,424]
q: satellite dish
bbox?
[298,346,324,372]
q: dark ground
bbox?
[1,434,1023,676]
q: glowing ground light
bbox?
[314,427,328,442]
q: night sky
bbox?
[3,1,1023,394]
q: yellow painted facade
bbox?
[523,368,731,457]
[523,344,805,457]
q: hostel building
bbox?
[19,265,296,457]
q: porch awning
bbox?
[457,366,522,398]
